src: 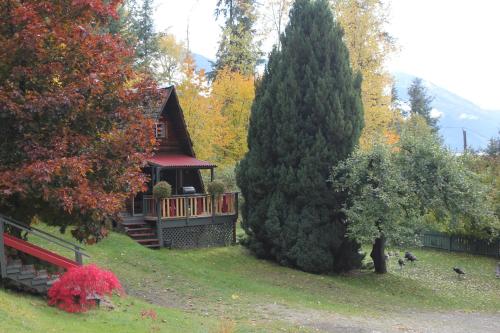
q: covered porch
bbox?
[127,153,239,249]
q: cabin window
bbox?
[155,122,167,138]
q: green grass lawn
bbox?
[0,288,220,333]
[2,224,499,332]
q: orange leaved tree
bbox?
[0,0,157,242]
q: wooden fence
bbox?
[422,232,500,258]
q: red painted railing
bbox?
[0,214,88,278]
[4,233,79,270]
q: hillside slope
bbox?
[3,224,497,332]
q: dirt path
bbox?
[261,303,500,333]
[124,282,500,332]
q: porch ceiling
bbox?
[147,153,216,169]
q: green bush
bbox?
[207,181,225,197]
[153,181,172,199]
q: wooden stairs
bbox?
[4,258,59,294]
[122,216,160,249]
[1,214,88,295]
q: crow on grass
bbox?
[405,251,417,263]
[453,267,465,279]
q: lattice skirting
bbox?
[160,222,235,249]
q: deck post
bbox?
[0,219,7,277]
[185,197,189,226]
[211,195,216,224]
[75,246,83,265]
[156,198,163,247]
[233,193,238,244]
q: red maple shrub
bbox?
[48,264,123,313]
[0,0,158,242]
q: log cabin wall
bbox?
[155,92,193,155]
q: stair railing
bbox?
[0,214,89,278]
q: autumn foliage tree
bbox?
[177,54,228,163]
[0,0,157,242]
[331,0,399,148]
[210,67,255,166]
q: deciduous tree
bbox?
[177,55,228,163]
[331,0,398,148]
[333,119,497,273]
[261,0,294,50]
[0,0,157,242]
[210,67,255,166]
[156,32,186,85]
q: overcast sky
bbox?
[153,0,500,110]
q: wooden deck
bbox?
[143,193,238,221]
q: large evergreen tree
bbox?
[130,0,158,73]
[214,0,260,76]
[408,77,438,130]
[236,0,364,273]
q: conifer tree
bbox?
[408,78,438,130]
[237,0,364,273]
[214,0,260,76]
[130,0,158,73]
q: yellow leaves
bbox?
[332,0,398,150]
[384,130,400,146]
[178,62,255,168]
[210,67,255,167]
[51,75,62,86]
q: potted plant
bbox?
[153,181,172,199]
[207,181,225,198]
[207,181,225,216]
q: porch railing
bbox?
[143,193,238,220]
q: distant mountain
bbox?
[393,72,500,152]
[190,55,499,152]
[192,53,213,74]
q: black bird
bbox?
[453,267,465,278]
[405,251,417,263]
[398,258,405,269]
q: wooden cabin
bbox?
[122,86,238,249]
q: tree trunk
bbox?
[370,235,387,274]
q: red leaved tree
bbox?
[0,0,158,242]
[48,264,123,313]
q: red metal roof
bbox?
[147,154,216,168]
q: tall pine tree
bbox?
[236,0,364,273]
[214,0,260,76]
[408,77,438,130]
[130,0,158,73]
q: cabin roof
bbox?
[148,153,216,169]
